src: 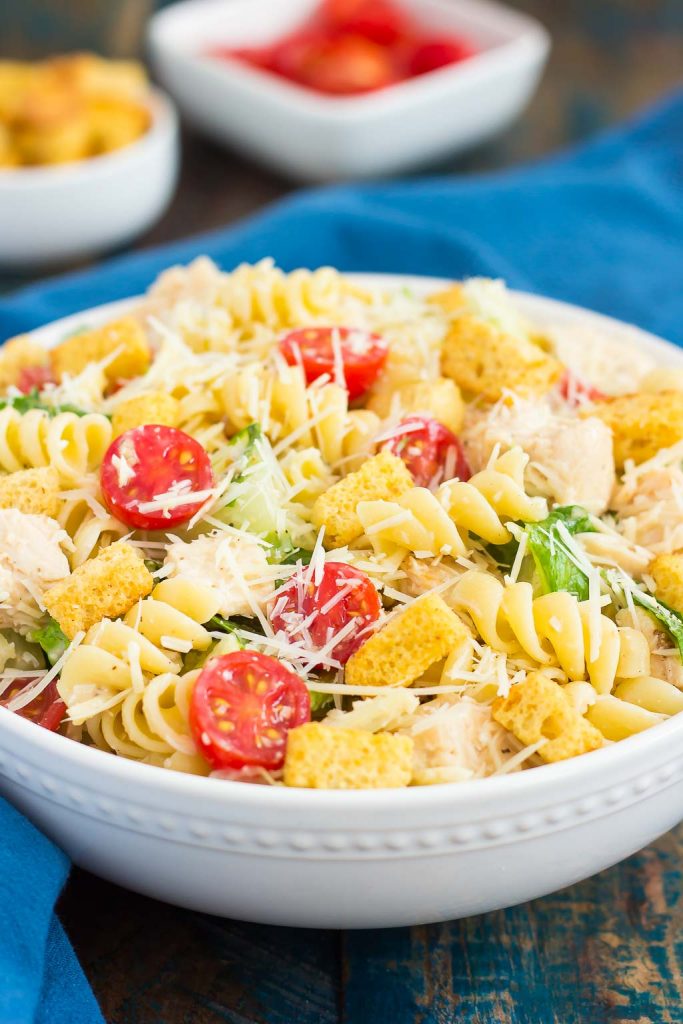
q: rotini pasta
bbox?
[58,488,128,568]
[450,571,623,692]
[357,448,547,557]
[0,407,112,481]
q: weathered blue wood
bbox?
[342,829,683,1023]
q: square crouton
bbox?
[649,553,683,614]
[44,540,153,639]
[0,334,49,390]
[0,467,61,517]
[589,392,683,467]
[345,594,469,688]
[50,317,150,383]
[312,451,413,548]
[112,391,180,438]
[441,314,562,402]
[492,672,603,763]
[284,723,413,789]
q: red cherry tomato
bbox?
[0,680,66,732]
[558,370,606,407]
[100,425,214,531]
[381,415,471,488]
[279,326,388,399]
[16,364,55,394]
[408,36,475,76]
[270,561,381,666]
[273,33,396,94]
[318,0,414,46]
[189,651,311,771]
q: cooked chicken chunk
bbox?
[463,398,615,514]
[163,531,276,618]
[398,695,520,784]
[612,460,683,555]
[0,509,71,633]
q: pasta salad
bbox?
[1,259,682,789]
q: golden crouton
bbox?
[284,723,413,789]
[86,96,150,154]
[589,391,683,467]
[649,553,683,614]
[346,594,469,688]
[44,540,153,639]
[112,391,180,438]
[368,377,465,435]
[0,334,50,390]
[51,317,150,383]
[0,467,61,517]
[441,314,562,402]
[312,451,413,548]
[492,672,604,763]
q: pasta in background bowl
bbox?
[0,267,682,927]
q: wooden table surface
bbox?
[6,1,683,1020]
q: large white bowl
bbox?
[1,275,682,929]
[148,0,550,181]
[0,89,179,270]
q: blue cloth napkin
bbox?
[0,89,681,1024]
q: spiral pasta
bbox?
[357,448,547,557]
[214,259,372,331]
[58,577,222,716]
[450,570,625,692]
[219,362,350,464]
[58,490,128,568]
[0,407,112,481]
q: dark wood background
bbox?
[4,0,683,1020]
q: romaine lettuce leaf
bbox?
[26,618,69,666]
[526,505,596,600]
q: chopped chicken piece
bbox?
[612,463,683,555]
[0,509,71,633]
[163,532,276,618]
[463,398,615,514]
[397,694,520,784]
[399,555,466,601]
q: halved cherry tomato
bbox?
[100,425,214,531]
[318,0,414,46]
[273,33,396,94]
[270,561,381,665]
[0,680,66,732]
[407,36,475,76]
[558,370,606,407]
[16,364,55,394]
[279,326,388,399]
[189,651,311,771]
[381,415,471,488]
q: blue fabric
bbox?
[0,89,681,1023]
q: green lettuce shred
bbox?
[26,618,69,666]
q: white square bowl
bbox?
[148,0,550,181]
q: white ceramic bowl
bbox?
[1,275,682,929]
[148,0,550,181]
[0,89,179,270]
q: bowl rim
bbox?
[148,0,550,119]
[0,86,178,188]
[3,275,683,809]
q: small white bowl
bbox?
[148,0,550,182]
[1,274,682,929]
[0,89,179,270]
